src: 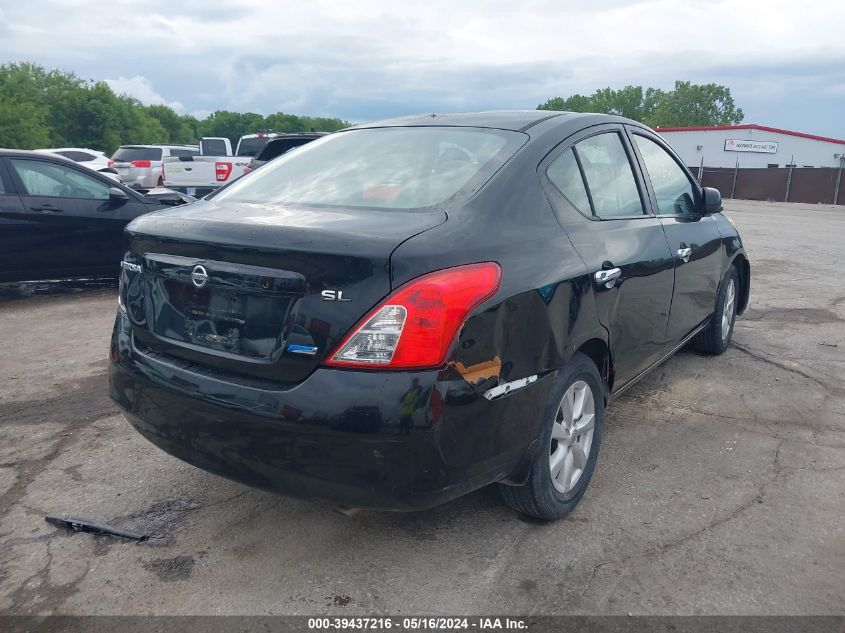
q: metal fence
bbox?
[690,163,845,206]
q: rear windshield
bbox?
[200,139,229,156]
[236,137,270,157]
[57,150,95,162]
[113,147,162,162]
[169,148,199,158]
[215,127,526,210]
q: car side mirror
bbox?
[703,187,722,215]
[109,187,129,203]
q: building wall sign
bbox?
[724,138,778,153]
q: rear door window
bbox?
[200,139,228,156]
[632,134,699,216]
[11,159,110,200]
[573,133,645,218]
[547,149,591,216]
[112,147,163,162]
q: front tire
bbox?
[499,353,604,521]
[691,265,739,355]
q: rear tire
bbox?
[499,353,604,521]
[691,265,739,355]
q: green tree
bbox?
[648,81,743,127]
[0,95,52,148]
[0,62,83,108]
[538,81,743,127]
[299,115,349,133]
[0,62,351,153]
[264,112,306,133]
[146,104,197,144]
[197,111,267,147]
[193,111,348,147]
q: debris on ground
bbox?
[45,515,148,541]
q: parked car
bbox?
[244,132,328,174]
[111,144,198,189]
[34,148,121,180]
[0,150,193,283]
[109,111,750,520]
[234,132,279,157]
[243,132,327,174]
[162,137,250,197]
[141,187,197,206]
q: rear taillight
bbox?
[161,162,166,181]
[215,161,233,182]
[325,262,501,370]
[131,160,151,168]
[108,159,115,168]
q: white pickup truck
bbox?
[162,137,253,197]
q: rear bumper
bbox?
[109,311,551,510]
[118,168,158,188]
[163,184,218,197]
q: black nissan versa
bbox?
[109,111,750,520]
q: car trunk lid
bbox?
[122,200,446,384]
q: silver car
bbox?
[111,144,198,188]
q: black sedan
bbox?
[109,111,750,520]
[0,150,192,283]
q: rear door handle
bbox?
[594,267,622,288]
[30,204,63,213]
[677,246,692,263]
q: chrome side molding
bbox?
[483,375,538,400]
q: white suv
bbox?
[111,144,198,189]
[34,147,120,180]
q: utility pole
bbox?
[785,155,794,202]
[730,157,739,199]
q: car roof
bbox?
[350,110,605,132]
[263,133,327,141]
[0,149,74,159]
[117,144,197,149]
[35,147,105,154]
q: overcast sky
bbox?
[1,0,844,136]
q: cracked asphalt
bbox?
[1,199,843,615]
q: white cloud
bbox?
[0,1,843,134]
[104,75,185,113]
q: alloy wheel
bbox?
[722,278,736,341]
[549,380,596,494]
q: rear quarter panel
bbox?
[388,152,607,481]
[712,210,750,314]
[390,150,605,398]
